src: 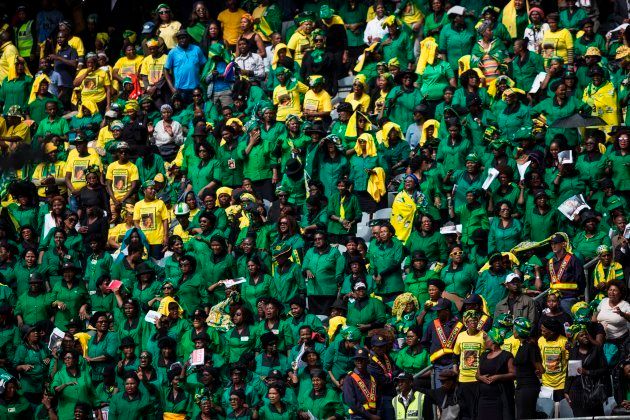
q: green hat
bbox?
[490,138,510,150]
[511,126,532,142]
[465,153,480,163]
[341,326,361,342]
[110,120,124,130]
[319,5,334,19]
[272,244,292,259]
[487,327,505,345]
[295,11,315,25]
[122,77,133,85]
[142,180,155,189]
[572,307,590,324]
[494,313,514,329]
[244,119,260,134]
[309,75,324,87]
[463,310,480,321]
[513,317,532,338]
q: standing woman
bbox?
[513,317,543,420]
[73,53,111,112]
[593,280,630,350]
[541,13,574,68]
[384,70,423,133]
[51,349,95,420]
[605,129,630,195]
[187,2,212,44]
[14,324,50,404]
[348,133,387,214]
[237,14,266,58]
[224,305,257,364]
[440,245,478,305]
[155,4,182,50]
[176,254,208,317]
[239,255,271,312]
[86,312,119,384]
[476,328,516,420]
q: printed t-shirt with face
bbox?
[303,90,332,114]
[106,161,139,200]
[78,68,111,104]
[453,330,486,383]
[537,334,568,390]
[113,55,144,79]
[140,54,168,86]
[501,335,521,356]
[65,148,103,190]
[133,198,169,245]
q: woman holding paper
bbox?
[564,326,608,416]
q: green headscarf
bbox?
[513,317,531,338]
[487,327,505,346]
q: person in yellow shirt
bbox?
[453,309,486,419]
[273,67,308,122]
[105,142,140,208]
[139,39,167,103]
[171,202,192,243]
[113,44,144,86]
[31,142,67,197]
[541,13,574,68]
[108,202,135,249]
[217,0,247,48]
[155,4,182,50]
[287,13,315,66]
[65,133,103,200]
[344,74,371,112]
[302,75,332,122]
[73,53,111,110]
[133,180,169,258]
[0,31,18,84]
[582,66,619,127]
[538,317,569,401]
[0,105,30,153]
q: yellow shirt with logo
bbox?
[287,30,312,66]
[113,55,144,80]
[65,148,103,191]
[105,161,139,200]
[538,335,568,390]
[453,330,486,383]
[133,198,169,245]
[303,89,332,114]
[345,93,371,113]
[139,54,168,86]
[77,68,111,104]
[172,223,191,243]
[501,335,521,356]
[31,161,67,197]
[108,222,131,246]
[273,82,308,122]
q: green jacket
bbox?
[270,262,305,307]
[302,246,345,296]
[440,262,478,297]
[50,365,95,420]
[326,192,362,236]
[347,297,387,327]
[368,238,406,295]
[404,269,440,303]
[455,203,489,246]
[298,388,344,419]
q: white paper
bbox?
[306,411,317,420]
[48,328,65,351]
[558,150,573,165]
[538,386,554,399]
[144,310,161,324]
[440,225,458,235]
[223,277,246,288]
[624,223,630,239]
[191,349,205,366]
[529,72,547,94]
[568,360,582,377]
[558,194,591,221]
[517,161,531,180]
[101,407,109,420]
[481,167,500,190]
[294,343,306,370]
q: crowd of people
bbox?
[0,0,629,418]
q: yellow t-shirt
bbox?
[453,330,486,383]
[303,89,332,114]
[541,29,574,64]
[31,161,67,197]
[218,9,247,46]
[95,126,114,150]
[64,148,103,191]
[501,335,521,356]
[5,121,31,144]
[273,82,309,122]
[158,21,182,50]
[108,222,131,246]
[139,54,168,86]
[105,160,139,200]
[172,224,191,243]
[133,198,169,245]
[55,36,85,57]
[77,68,111,104]
[345,93,371,113]
[287,30,312,66]
[538,335,568,390]
[113,55,144,80]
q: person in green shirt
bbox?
[84,235,113,293]
[270,245,305,307]
[51,262,89,329]
[384,71,424,133]
[28,77,64,124]
[32,100,70,146]
[438,10,475,70]
[380,17,414,70]
[326,179,362,240]
[605,129,630,194]
[393,325,430,375]
[488,201,523,254]
[302,231,345,315]
[573,211,612,262]
[0,375,32,418]
[510,38,545,92]
[440,244,478,300]
[109,372,153,419]
[523,190,558,243]
[346,282,387,332]
[368,223,405,302]
[15,273,52,327]
[0,59,33,114]
[237,121,278,201]
[474,254,509,315]
[559,0,588,34]
[86,312,120,383]
[297,368,344,419]
[51,348,95,420]
[404,251,440,303]
[176,254,209,316]
[451,188,489,246]
[254,383,297,420]
[239,255,272,313]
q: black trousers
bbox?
[515,385,540,419]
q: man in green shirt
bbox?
[15,273,52,326]
[302,231,345,315]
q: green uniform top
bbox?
[298,388,344,419]
[270,262,305,307]
[381,32,415,70]
[348,153,387,192]
[109,386,153,420]
[573,230,611,262]
[575,153,606,191]
[176,272,209,316]
[488,217,523,254]
[440,262,478,297]
[326,192,362,236]
[216,141,244,187]
[436,138,472,177]
[438,23,475,70]
[347,296,387,327]
[84,251,113,292]
[0,394,31,419]
[257,402,297,420]
[338,3,368,47]
[302,245,345,296]
[393,346,430,374]
[475,269,508,315]
[510,50,544,92]
[368,238,405,295]
[238,138,276,181]
[14,343,50,394]
[223,325,258,364]
[605,149,630,192]
[455,203,489,246]
[559,7,588,32]
[322,339,355,381]
[523,206,558,243]
[87,331,120,382]
[532,96,589,147]
[385,86,425,133]
[240,273,272,312]
[50,365,95,420]
[417,60,455,101]
[404,269,439,303]
[0,74,33,114]
[51,281,89,329]
[15,291,52,326]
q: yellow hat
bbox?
[44,143,58,154]
[585,46,601,57]
[616,45,630,60]
[226,118,243,127]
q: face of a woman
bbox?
[210,241,222,254]
[546,295,559,311]
[608,285,622,301]
[25,250,36,266]
[450,248,463,263]
[312,376,324,391]
[208,23,219,38]
[247,261,259,275]
[278,218,289,233]
[265,303,278,319]
[428,284,440,300]
[195,4,208,19]
[499,204,511,218]
[232,309,243,325]
[54,232,65,247]
[619,134,629,149]
[548,19,558,31]
[405,330,418,346]
[125,378,139,394]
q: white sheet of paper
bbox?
[529,72,547,93]
[482,167,500,190]
[191,349,205,366]
[539,386,554,399]
[144,310,161,324]
[624,223,630,239]
[223,277,246,288]
[517,161,531,180]
[568,360,582,377]
[558,150,573,165]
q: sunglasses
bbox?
[158,10,170,14]
[450,251,463,256]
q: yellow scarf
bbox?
[339,195,346,219]
[420,119,440,146]
[76,100,99,118]
[354,42,380,72]
[478,252,520,273]
[345,111,372,138]
[391,190,417,242]
[272,43,292,69]
[215,186,233,206]
[28,73,51,104]
[322,15,345,27]
[502,0,530,39]
[415,37,437,75]
[7,57,32,81]
[376,121,403,148]
[354,132,378,156]
[487,76,515,97]
[158,296,184,318]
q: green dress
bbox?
[475,270,508,315]
[270,263,305,307]
[87,331,119,382]
[510,51,544,92]
[15,291,52,326]
[523,207,558,243]
[440,262,478,298]
[456,203,489,246]
[326,192,362,236]
[223,325,258,364]
[83,251,113,292]
[14,343,49,394]
[176,272,209,316]
[438,23,475,70]
[606,149,630,192]
[573,230,611,261]
[302,246,345,297]
[347,297,387,327]
[51,281,89,329]
[380,32,415,70]
[108,387,153,420]
[258,402,297,420]
[385,86,425,132]
[240,274,271,312]
[532,96,590,147]
[488,218,523,254]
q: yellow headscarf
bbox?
[381,15,401,28]
[215,187,233,206]
[28,73,51,104]
[478,252,520,273]
[345,111,372,138]
[416,37,438,75]
[377,121,403,148]
[487,76,514,97]
[419,119,440,146]
[354,133,378,156]
[96,32,110,46]
[501,87,525,100]
[272,43,292,69]
[353,74,367,89]
[354,42,380,73]
[76,100,99,118]
[392,293,419,321]
[7,56,32,81]
[158,296,183,318]
[367,167,386,202]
